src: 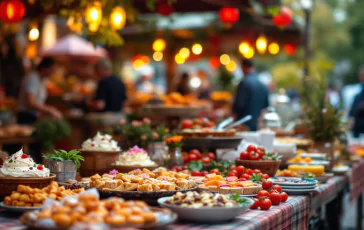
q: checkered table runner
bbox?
[350,159,364,202]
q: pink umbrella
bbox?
[40,34,107,59]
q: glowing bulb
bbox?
[190,76,202,89]
[175,53,185,64]
[153,51,163,61]
[133,59,145,69]
[268,42,279,55]
[239,42,250,55]
[220,54,230,65]
[179,47,190,59]
[192,43,203,55]
[85,2,102,32]
[226,60,237,72]
[152,39,166,52]
[110,6,126,30]
[256,35,267,54]
[244,47,255,59]
[28,28,39,41]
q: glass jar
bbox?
[167,147,184,168]
[148,142,168,167]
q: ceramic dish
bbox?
[281,187,316,195]
[315,173,334,183]
[271,178,318,187]
[332,165,349,175]
[278,185,317,189]
[0,202,41,213]
[287,160,330,166]
[158,196,253,223]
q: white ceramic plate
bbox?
[239,194,258,197]
[271,178,318,187]
[278,185,317,189]
[158,196,253,223]
[281,188,316,195]
[0,202,41,213]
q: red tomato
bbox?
[236,166,245,175]
[257,190,270,199]
[191,170,201,176]
[247,145,257,153]
[230,164,236,170]
[250,198,259,209]
[228,170,238,177]
[207,152,216,160]
[183,155,190,164]
[261,174,270,179]
[273,185,282,193]
[239,178,247,181]
[245,169,253,175]
[262,180,273,190]
[190,149,202,159]
[240,151,250,160]
[256,146,265,153]
[280,192,288,202]
[188,154,198,162]
[259,197,272,210]
[249,152,260,160]
[210,169,220,174]
[174,166,182,172]
[200,170,208,176]
[182,120,193,129]
[269,191,282,205]
[257,147,266,158]
[182,165,188,170]
[240,173,250,179]
[253,169,261,174]
[202,157,210,164]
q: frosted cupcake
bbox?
[82,132,120,151]
[116,146,156,166]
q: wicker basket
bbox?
[0,174,56,200]
[235,159,281,177]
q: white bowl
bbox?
[158,196,253,223]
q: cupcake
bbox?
[116,146,156,166]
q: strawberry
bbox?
[37,165,43,170]
[21,154,28,159]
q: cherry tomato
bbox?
[174,166,182,172]
[200,170,208,176]
[230,164,236,170]
[210,168,220,175]
[228,170,238,177]
[188,154,198,162]
[250,198,259,209]
[182,120,193,129]
[202,157,210,164]
[253,169,261,174]
[280,192,288,202]
[207,152,216,160]
[261,174,270,179]
[190,150,202,160]
[249,152,260,160]
[262,180,273,190]
[269,191,282,205]
[236,166,245,175]
[240,173,250,180]
[182,165,188,170]
[273,185,282,193]
[257,190,270,199]
[246,145,257,153]
[240,151,250,160]
[191,170,201,176]
[246,169,253,175]
[183,155,190,164]
[259,197,272,210]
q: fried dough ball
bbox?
[128,215,145,225]
[142,212,157,223]
[105,214,126,226]
[19,194,30,203]
[10,192,21,200]
[115,208,132,219]
[4,196,12,205]
[53,213,72,227]
[37,209,52,219]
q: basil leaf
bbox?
[188,161,203,172]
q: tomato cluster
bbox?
[203,165,270,182]
[250,183,288,210]
[171,165,188,172]
[183,149,215,164]
[240,145,278,161]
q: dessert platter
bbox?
[158,191,253,223]
[20,189,177,229]
[112,146,158,172]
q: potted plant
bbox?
[119,118,154,148]
[43,149,84,182]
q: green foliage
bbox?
[216,66,234,91]
[33,119,71,151]
[229,193,252,206]
[188,161,204,172]
[42,149,84,168]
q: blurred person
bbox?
[87,58,127,112]
[17,57,62,124]
[232,59,269,131]
[349,67,364,137]
[136,74,154,93]
[176,72,191,95]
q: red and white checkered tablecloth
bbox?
[350,159,364,202]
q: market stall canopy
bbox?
[40,34,107,59]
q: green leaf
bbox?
[188,161,204,172]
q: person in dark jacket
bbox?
[349,68,364,137]
[232,59,269,131]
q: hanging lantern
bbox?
[209,57,220,69]
[67,16,83,34]
[28,26,39,41]
[219,7,239,26]
[268,43,279,55]
[273,6,292,28]
[284,43,297,56]
[157,3,173,16]
[152,39,166,52]
[85,2,102,32]
[256,36,268,54]
[0,0,25,23]
[110,6,126,30]
[192,43,203,55]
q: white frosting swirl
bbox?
[0,149,50,178]
[116,146,156,166]
[82,132,121,151]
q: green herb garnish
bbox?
[229,193,251,206]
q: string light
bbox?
[110,6,126,30]
[256,35,268,54]
[268,42,280,55]
[153,51,163,61]
[179,47,190,59]
[152,39,166,52]
[226,60,237,72]
[239,42,250,55]
[28,27,39,41]
[220,54,230,65]
[175,53,185,64]
[191,43,203,55]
